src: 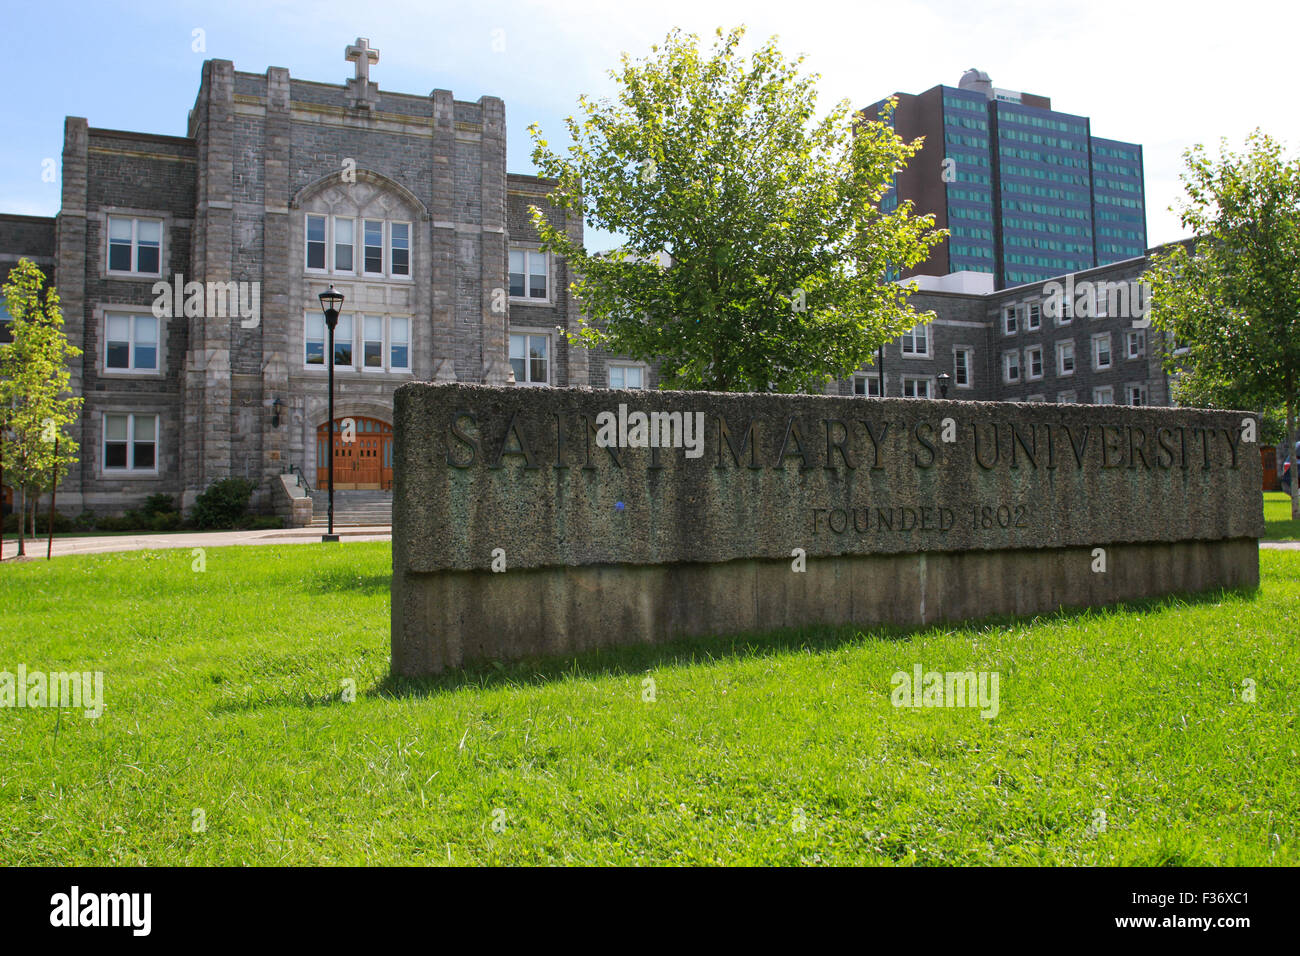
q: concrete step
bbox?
[309,520,390,528]
[308,491,392,527]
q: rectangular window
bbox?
[390,222,410,277]
[103,413,158,472]
[390,317,409,370]
[509,332,549,385]
[1055,295,1073,326]
[0,301,11,344]
[1057,340,1075,376]
[1027,303,1041,331]
[1026,345,1043,380]
[1127,384,1148,406]
[854,374,884,397]
[310,314,409,371]
[902,377,932,399]
[1003,305,1017,335]
[609,364,645,389]
[104,313,159,372]
[107,216,163,275]
[306,215,327,271]
[108,217,133,272]
[363,315,384,369]
[509,250,526,298]
[136,220,161,274]
[1092,332,1112,370]
[305,314,325,365]
[132,414,156,470]
[1093,386,1114,405]
[333,314,354,366]
[1057,390,1076,404]
[334,217,354,273]
[306,215,411,277]
[363,220,385,275]
[953,347,972,387]
[529,252,547,299]
[104,413,128,469]
[1003,349,1021,383]
[1026,394,1045,403]
[509,249,549,301]
[901,322,930,357]
[1126,329,1145,359]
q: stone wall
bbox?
[391,384,1263,674]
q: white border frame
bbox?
[104,213,165,280]
[509,328,553,386]
[101,411,160,476]
[508,246,553,306]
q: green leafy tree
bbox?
[0,258,83,557]
[1146,130,1300,517]
[527,26,946,393]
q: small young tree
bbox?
[527,26,945,393]
[0,258,83,557]
[1147,131,1300,517]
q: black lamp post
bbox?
[937,371,951,399]
[319,285,344,542]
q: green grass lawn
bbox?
[1263,491,1300,540]
[1,542,1296,866]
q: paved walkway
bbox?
[0,526,392,560]
[3,528,1296,561]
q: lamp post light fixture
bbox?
[937,371,951,399]
[318,285,344,542]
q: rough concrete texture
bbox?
[392,540,1258,675]
[393,384,1262,570]
[392,385,1263,675]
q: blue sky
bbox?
[1,0,1294,253]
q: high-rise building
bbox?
[864,69,1146,288]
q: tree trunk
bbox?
[1288,398,1299,520]
[15,485,24,557]
[47,437,58,560]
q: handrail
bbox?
[284,464,313,493]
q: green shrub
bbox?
[74,511,97,531]
[3,511,77,534]
[95,513,142,532]
[190,478,257,530]
[150,512,182,532]
[238,514,284,531]
[141,493,178,518]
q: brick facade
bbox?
[831,255,1173,409]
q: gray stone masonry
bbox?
[391,384,1262,674]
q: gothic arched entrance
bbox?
[316,416,393,490]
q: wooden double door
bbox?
[316,417,393,490]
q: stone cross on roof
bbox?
[346,38,379,83]
[345,38,380,110]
